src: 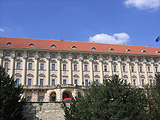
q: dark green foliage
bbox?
[0,66,25,120]
[62,75,149,120]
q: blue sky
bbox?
[0,0,160,47]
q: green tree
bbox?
[0,66,24,120]
[62,75,149,120]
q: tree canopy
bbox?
[0,66,24,120]
[62,75,150,120]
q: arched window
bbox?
[72,46,77,49]
[91,47,96,50]
[29,44,34,47]
[7,42,12,45]
[51,45,56,48]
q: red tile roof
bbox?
[0,37,160,56]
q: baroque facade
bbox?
[0,37,160,102]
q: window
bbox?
[29,53,33,57]
[141,50,146,53]
[148,66,150,72]
[140,66,142,72]
[156,51,160,54]
[26,96,32,102]
[4,62,8,70]
[16,78,19,86]
[131,66,134,72]
[138,58,142,62]
[52,79,55,86]
[91,47,96,50]
[63,64,66,71]
[52,64,55,71]
[150,79,152,86]
[126,49,131,52]
[104,65,107,72]
[121,57,125,61]
[123,66,125,72]
[93,56,97,60]
[109,48,114,51]
[113,65,116,72]
[84,56,87,59]
[7,42,12,45]
[16,63,21,70]
[133,79,136,87]
[74,79,77,85]
[51,45,56,48]
[28,63,32,70]
[29,44,34,47]
[40,53,45,58]
[51,54,56,58]
[112,57,116,61]
[84,65,88,71]
[63,79,66,85]
[5,52,10,56]
[74,64,77,71]
[63,54,67,59]
[130,58,133,62]
[40,79,43,86]
[103,56,107,60]
[72,46,77,49]
[17,52,22,57]
[141,79,144,86]
[39,96,44,102]
[146,58,150,62]
[96,79,98,84]
[124,80,127,84]
[155,66,158,72]
[95,65,98,72]
[28,79,32,86]
[40,63,44,70]
[73,55,77,59]
[85,79,88,88]
[154,58,158,62]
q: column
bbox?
[126,58,132,84]
[10,51,15,77]
[56,88,62,102]
[68,54,72,84]
[99,57,103,83]
[46,53,50,86]
[151,58,155,76]
[143,62,149,84]
[79,55,83,86]
[31,90,38,102]
[89,55,94,81]
[135,60,140,86]
[57,53,61,85]
[0,50,3,66]
[108,56,113,77]
[34,53,39,86]
[22,52,27,85]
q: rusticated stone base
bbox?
[23,102,68,120]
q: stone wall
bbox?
[23,102,67,120]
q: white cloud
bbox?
[89,33,130,44]
[124,0,160,10]
[0,28,4,32]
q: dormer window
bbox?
[91,47,96,50]
[126,49,131,52]
[7,42,12,45]
[156,51,160,54]
[141,50,146,53]
[109,48,114,51]
[72,46,77,49]
[51,45,56,48]
[29,44,34,47]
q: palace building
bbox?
[0,37,160,102]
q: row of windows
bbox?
[4,52,159,62]
[4,62,159,73]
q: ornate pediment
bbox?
[83,61,89,64]
[73,74,79,78]
[51,74,57,77]
[149,75,153,78]
[50,59,57,63]
[28,58,34,62]
[3,58,10,61]
[15,73,22,77]
[39,73,45,77]
[123,75,128,78]
[84,74,90,78]
[94,75,100,78]
[61,60,68,63]
[132,75,137,78]
[27,73,34,77]
[140,75,145,78]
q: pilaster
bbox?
[68,54,72,84]
[99,56,103,83]
[89,55,94,81]
[46,53,50,86]
[34,52,39,86]
[57,53,61,85]
[79,54,83,85]
[22,51,27,85]
[126,57,132,84]
[10,51,15,77]
[0,50,3,66]
[118,56,122,79]
[108,56,113,77]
